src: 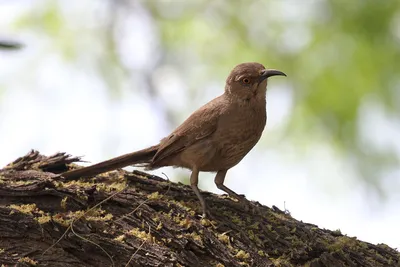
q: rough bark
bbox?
[0,150,398,267]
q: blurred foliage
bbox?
[145,0,400,187]
[4,0,400,188]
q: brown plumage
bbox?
[62,62,286,217]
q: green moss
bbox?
[36,214,51,224]
[290,236,304,247]
[247,230,255,241]
[247,229,263,246]
[9,203,38,215]
[231,214,245,227]
[271,212,290,222]
[52,208,112,227]
[186,232,203,244]
[6,180,36,186]
[58,180,94,189]
[127,227,153,241]
[327,236,358,252]
[54,179,126,198]
[249,221,260,230]
[170,200,195,215]
[96,181,126,192]
[269,255,291,266]
[217,232,230,244]
[53,210,84,227]
[60,196,68,210]
[147,191,161,200]
[18,257,38,265]
[161,237,172,244]
[178,217,192,228]
[8,203,55,225]
[114,234,125,243]
[235,250,250,260]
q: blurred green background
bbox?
[1,0,399,248]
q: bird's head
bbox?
[225,62,286,101]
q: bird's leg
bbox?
[190,168,208,218]
[214,170,254,213]
[214,170,245,200]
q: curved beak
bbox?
[260,69,287,81]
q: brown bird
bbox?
[61,62,286,217]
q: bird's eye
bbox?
[242,78,250,84]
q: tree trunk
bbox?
[0,150,398,267]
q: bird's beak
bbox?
[260,69,287,81]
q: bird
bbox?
[61,62,286,217]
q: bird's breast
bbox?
[205,103,267,170]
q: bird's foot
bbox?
[232,195,260,215]
[198,206,216,221]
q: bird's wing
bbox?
[152,96,223,164]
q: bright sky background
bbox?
[1,0,399,250]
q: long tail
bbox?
[61,145,159,180]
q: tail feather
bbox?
[61,145,159,180]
